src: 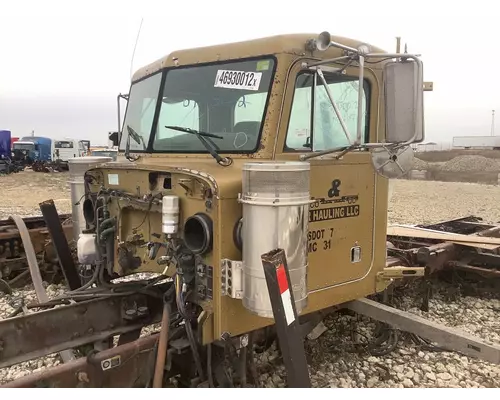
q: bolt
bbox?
[77,371,90,383]
[240,334,249,348]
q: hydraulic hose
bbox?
[100,217,115,231]
[100,226,115,242]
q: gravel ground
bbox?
[440,155,500,173]
[0,172,499,387]
[389,179,500,225]
[412,154,500,173]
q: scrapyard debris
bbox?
[31,160,67,173]
[0,213,74,287]
[0,159,25,175]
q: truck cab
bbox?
[12,136,53,164]
[53,138,91,164]
[81,31,430,344]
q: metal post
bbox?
[492,110,495,136]
[39,199,81,290]
[261,248,311,388]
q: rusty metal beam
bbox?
[447,261,500,277]
[39,199,81,290]
[412,242,458,272]
[1,334,159,388]
[469,252,500,268]
[0,293,162,369]
[345,298,500,365]
[0,214,71,229]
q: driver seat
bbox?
[232,121,261,137]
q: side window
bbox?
[156,99,200,140]
[120,72,162,151]
[285,71,368,152]
[314,78,367,151]
[285,74,313,150]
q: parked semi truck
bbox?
[0,131,28,174]
[452,135,500,149]
[0,130,11,159]
[12,136,53,164]
[10,136,19,148]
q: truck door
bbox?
[275,62,379,291]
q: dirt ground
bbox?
[0,170,72,220]
[1,170,500,226]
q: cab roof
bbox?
[131,33,388,82]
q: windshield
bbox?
[13,143,34,151]
[55,141,73,148]
[91,150,117,160]
[119,57,276,153]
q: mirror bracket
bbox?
[303,32,426,148]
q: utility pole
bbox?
[492,110,495,136]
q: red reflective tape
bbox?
[276,264,288,294]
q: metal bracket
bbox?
[377,266,425,280]
[376,266,424,292]
[306,65,346,74]
[220,259,243,299]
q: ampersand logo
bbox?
[328,179,341,198]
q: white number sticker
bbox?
[108,173,119,185]
[214,70,262,91]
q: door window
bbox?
[284,71,369,152]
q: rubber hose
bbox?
[100,226,116,241]
[100,217,115,230]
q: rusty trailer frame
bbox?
[387,216,500,278]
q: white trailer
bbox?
[452,136,500,149]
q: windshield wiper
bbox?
[124,125,147,162]
[164,125,232,166]
[164,125,223,139]
[127,126,147,149]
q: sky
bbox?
[0,0,498,146]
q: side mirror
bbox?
[109,131,119,147]
[383,60,424,144]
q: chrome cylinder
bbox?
[68,156,112,243]
[240,161,311,318]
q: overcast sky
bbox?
[0,0,497,146]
